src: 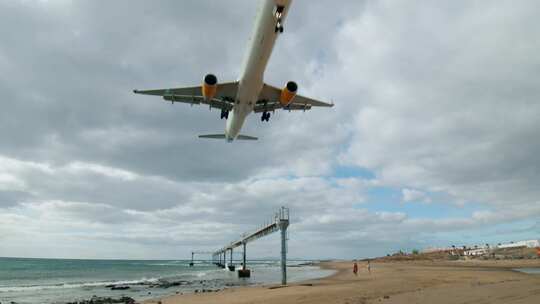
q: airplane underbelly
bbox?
[225,0,292,141]
[225,79,261,138]
[226,108,249,139]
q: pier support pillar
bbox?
[238,241,251,278]
[242,242,246,269]
[189,252,194,267]
[278,207,290,285]
[228,248,235,271]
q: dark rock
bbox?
[64,296,137,304]
[111,286,130,290]
[158,281,182,288]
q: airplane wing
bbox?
[255,83,333,113]
[133,81,239,111]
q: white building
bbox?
[497,240,540,249]
[464,247,489,256]
[421,247,453,254]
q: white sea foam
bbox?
[0,277,160,293]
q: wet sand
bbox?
[144,259,540,304]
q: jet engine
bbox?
[202,74,218,100]
[279,81,297,106]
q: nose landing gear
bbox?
[261,111,271,122]
[274,5,285,33]
[220,109,229,119]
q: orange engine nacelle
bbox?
[279,81,298,106]
[202,74,218,100]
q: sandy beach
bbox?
[144,260,540,304]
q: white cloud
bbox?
[402,188,431,203]
[338,1,540,211]
[65,161,138,181]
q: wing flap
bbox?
[163,95,233,111]
[254,102,312,113]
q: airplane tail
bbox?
[198,134,258,141]
[198,134,226,139]
[237,135,258,140]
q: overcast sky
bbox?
[1,0,539,260]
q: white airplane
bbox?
[133,0,333,142]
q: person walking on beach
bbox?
[367,260,371,274]
[353,262,358,276]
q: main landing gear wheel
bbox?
[220,110,229,120]
[261,112,271,122]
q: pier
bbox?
[205,207,290,285]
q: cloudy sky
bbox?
[1,0,539,260]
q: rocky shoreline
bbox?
[65,296,137,304]
[58,278,250,304]
[0,278,252,304]
[103,277,246,292]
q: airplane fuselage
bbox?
[225,0,291,141]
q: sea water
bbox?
[514,268,540,275]
[0,258,334,304]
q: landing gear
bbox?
[220,109,229,120]
[261,111,271,122]
[274,5,285,33]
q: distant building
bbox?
[463,247,489,256]
[497,240,540,249]
[423,240,540,258]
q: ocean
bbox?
[514,268,540,275]
[0,257,334,304]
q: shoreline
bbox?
[0,259,334,304]
[143,259,540,304]
[145,262,338,301]
[141,262,342,304]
